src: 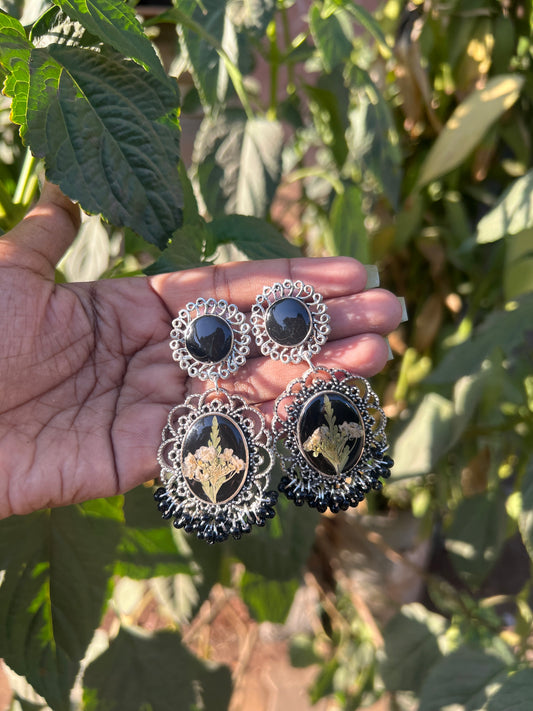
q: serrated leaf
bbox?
[207,214,300,259]
[51,0,167,81]
[115,486,194,579]
[240,571,299,623]
[417,75,524,188]
[0,498,124,711]
[380,603,447,693]
[193,111,284,218]
[418,647,510,711]
[445,491,507,589]
[310,2,353,72]
[13,44,182,248]
[519,460,533,562]
[83,626,232,711]
[485,668,533,710]
[327,184,368,260]
[0,14,31,125]
[144,222,214,274]
[477,170,533,243]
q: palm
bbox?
[0,185,402,519]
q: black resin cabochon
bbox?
[265,297,312,347]
[297,391,365,476]
[185,315,233,363]
[181,413,249,504]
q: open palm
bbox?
[0,184,402,519]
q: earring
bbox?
[154,298,277,543]
[251,280,393,514]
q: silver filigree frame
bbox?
[250,280,331,365]
[169,298,250,382]
[156,388,277,543]
[272,367,392,512]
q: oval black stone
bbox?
[181,413,248,504]
[185,315,233,363]
[265,297,312,347]
[298,391,364,476]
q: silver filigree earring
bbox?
[154,298,277,543]
[251,280,393,514]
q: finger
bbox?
[326,289,404,339]
[186,332,389,404]
[150,257,368,314]
[3,181,81,277]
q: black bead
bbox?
[185,314,233,363]
[316,502,328,513]
[265,297,312,347]
[154,487,167,501]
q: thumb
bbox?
[4,181,81,277]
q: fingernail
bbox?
[386,337,394,361]
[364,265,380,289]
[398,296,408,323]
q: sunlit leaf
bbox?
[240,571,299,623]
[193,111,283,218]
[477,170,533,243]
[418,647,510,711]
[327,183,368,261]
[380,603,447,693]
[485,668,533,710]
[417,75,524,188]
[207,214,300,259]
[227,0,276,36]
[309,2,353,72]
[519,460,533,562]
[0,499,123,711]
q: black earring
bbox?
[251,280,393,514]
[154,298,277,543]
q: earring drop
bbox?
[155,298,277,543]
[251,280,393,514]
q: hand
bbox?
[0,184,403,519]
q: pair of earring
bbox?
[154,280,393,544]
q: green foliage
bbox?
[1,0,533,708]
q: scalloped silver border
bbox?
[250,280,331,365]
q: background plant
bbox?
[0,0,532,709]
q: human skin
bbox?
[0,182,402,519]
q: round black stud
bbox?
[185,315,233,364]
[265,297,312,347]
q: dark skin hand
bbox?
[0,183,403,519]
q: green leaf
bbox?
[115,486,194,579]
[327,184,368,261]
[340,0,391,57]
[485,668,533,711]
[83,626,232,711]
[346,67,402,208]
[417,75,524,188]
[51,0,167,82]
[290,635,321,668]
[504,228,533,299]
[177,0,237,108]
[519,459,533,562]
[207,214,301,259]
[240,571,299,623]
[310,2,353,72]
[380,603,447,693]
[0,498,124,711]
[0,13,31,126]
[304,71,349,168]
[445,491,508,589]
[427,294,533,384]
[14,44,182,248]
[390,393,455,478]
[418,647,510,711]
[144,222,215,274]
[477,170,533,244]
[193,111,284,218]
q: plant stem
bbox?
[266,18,279,120]
[14,149,38,206]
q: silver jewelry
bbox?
[155,299,277,543]
[253,282,393,513]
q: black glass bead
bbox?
[265,297,312,347]
[316,502,328,513]
[182,413,248,505]
[298,391,365,476]
[185,315,233,363]
[154,487,167,501]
